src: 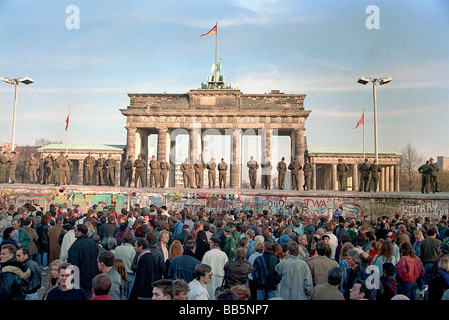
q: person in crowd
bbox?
[45,263,88,300]
[396,241,425,300]
[188,263,213,300]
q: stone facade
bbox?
[120,89,311,188]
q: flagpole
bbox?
[362,108,365,160]
[66,106,70,155]
[214,21,218,89]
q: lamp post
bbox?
[0,77,34,152]
[357,76,392,163]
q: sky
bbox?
[0,0,448,167]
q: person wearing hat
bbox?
[418,160,433,194]
[54,152,67,186]
[27,154,39,184]
[148,155,159,188]
[223,226,237,260]
[206,157,217,189]
[63,155,72,185]
[369,159,381,192]
[201,235,229,299]
[217,158,228,189]
[105,154,116,186]
[276,157,287,190]
[288,156,302,191]
[278,234,290,245]
[336,158,349,191]
[83,151,96,185]
[133,154,147,187]
[429,157,440,193]
[247,156,259,189]
[96,153,106,186]
[159,156,169,188]
[302,157,312,191]
[358,158,370,192]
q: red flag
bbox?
[353,113,364,129]
[200,25,217,37]
[65,115,69,131]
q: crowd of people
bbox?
[0,200,448,301]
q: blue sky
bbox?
[0,0,448,165]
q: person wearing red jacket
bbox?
[396,241,424,300]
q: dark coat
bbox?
[129,250,163,300]
[22,258,41,294]
[223,259,253,289]
[36,224,51,252]
[67,234,100,291]
[252,252,281,291]
[167,250,200,283]
[0,259,31,300]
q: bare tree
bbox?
[34,138,63,147]
[400,143,423,192]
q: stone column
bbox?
[331,163,338,191]
[395,164,400,191]
[189,127,202,163]
[389,165,395,192]
[125,126,137,160]
[76,160,83,185]
[352,163,358,192]
[293,128,305,189]
[380,166,385,191]
[312,162,317,190]
[385,165,390,191]
[157,128,170,187]
[231,128,242,189]
[114,159,120,186]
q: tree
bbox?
[34,138,62,147]
[400,143,423,192]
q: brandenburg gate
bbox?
[120,88,311,188]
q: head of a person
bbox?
[399,241,415,258]
[152,279,175,300]
[173,279,190,300]
[0,244,16,263]
[350,279,371,300]
[346,249,361,269]
[97,251,115,272]
[382,262,396,277]
[75,224,88,238]
[195,263,212,284]
[327,266,344,286]
[92,274,112,297]
[134,237,149,254]
[315,240,330,257]
[184,240,197,253]
[169,240,184,258]
[58,263,76,291]
[15,247,30,263]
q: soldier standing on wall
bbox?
[83,151,96,185]
[134,154,147,187]
[429,157,440,193]
[261,156,272,190]
[28,154,39,184]
[358,158,370,192]
[247,156,259,189]
[7,151,18,184]
[123,155,133,187]
[63,155,72,185]
[148,155,160,188]
[418,160,433,194]
[194,155,206,189]
[96,153,106,186]
[105,154,116,186]
[303,157,312,191]
[288,156,302,191]
[218,158,228,189]
[207,157,217,189]
[0,151,8,183]
[159,156,169,188]
[337,159,349,191]
[276,157,287,190]
[369,160,381,192]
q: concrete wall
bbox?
[1,186,448,220]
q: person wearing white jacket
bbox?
[188,263,212,300]
[59,227,76,262]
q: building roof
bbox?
[37,144,126,152]
[307,147,402,156]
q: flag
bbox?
[353,113,364,129]
[65,114,69,130]
[200,25,217,37]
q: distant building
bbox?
[437,156,449,171]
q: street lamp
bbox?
[357,76,392,163]
[0,76,34,152]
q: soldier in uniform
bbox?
[28,154,39,184]
[123,155,133,187]
[429,157,440,193]
[96,153,106,186]
[133,154,147,187]
[148,155,159,188]
[303,157,312,191]
[247,156,259,189]
[288,157,302,190]
[7,151,19,184]
[276,157,287,190]
[369,160,381,192]
[63,155,72,185]
[159,156,169,188]
[83,151,96,185]
[261,156,272,190]
[180,158,194,188]
[105,154,116,186]
[418,160,433,194]
[0,151,8,183]
[337,159,349,191]
[43,153,54,185]
[218,158,228,189]
[194,155,206,189]
[206,158,217,189]
[358,158,370,192]
[54,152,67,186]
